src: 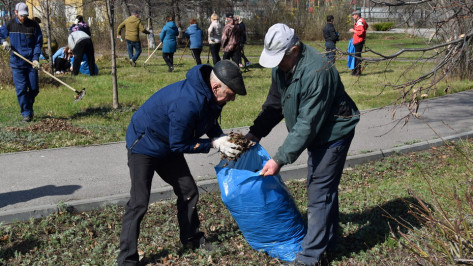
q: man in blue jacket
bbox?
[1,2,43,122]
[118,60,247,265]
[246,24,359,265]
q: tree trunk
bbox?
[106,0,119,109]
[172,0,182,39]
[45,0,53,74]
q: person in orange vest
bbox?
[349,10,368,76]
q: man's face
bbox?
[278,46,300,72]
[15,11,27,23]
[352,14,359,20]
[213,84,236,105]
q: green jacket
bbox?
[250,43,359,166]
[117,15,149,42]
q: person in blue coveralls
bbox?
[184,19,203,65]
[117,60,247,265]
[246,23,360,265]
[0,2,43,123]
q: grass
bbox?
[0,33,471,154]
[1,138,471,264]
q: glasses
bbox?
[20,15,28,18]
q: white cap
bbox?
[15,2,29,16]
[259,23,298,68]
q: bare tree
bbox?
[105,0,119,109]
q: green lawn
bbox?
[1,137,471,264]
[0,33,471,153]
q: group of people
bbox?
[183,12,250,68]
[323,10,368,75]
[117,11,251,72]
[2,5,363,264]
[117,21,360,266]
[0,1,98,122]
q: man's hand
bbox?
[259,159,281,177]
[2,41,11,52]
[212,135,242,159]
[32,60,40,70]
[349,29,355,33]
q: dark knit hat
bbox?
[213,60,246,95]
[225,12,234,18]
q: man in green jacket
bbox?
[117,10,150,67]
[246,23,360,265]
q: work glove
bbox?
[32,60,40,70]
[2,41,10,52]
[212,135,242,159]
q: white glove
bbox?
[212,135,242,159]
[32,60,40,70]
[2,41,10,52]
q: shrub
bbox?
[0,51,13,86]
[390,141,473,264]
[372,22,395,31]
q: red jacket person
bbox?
[349,10,368,76]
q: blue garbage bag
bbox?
[347,38,355,70]
[215,144,306,261]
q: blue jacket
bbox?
[126,64,224,158]
[0,17,43,68]
[52,46,67,63]
[160,21,178,53]
[184,24,203,49]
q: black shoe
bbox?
[22,114,33,123]
[129,59,136,67]
[168,66,174,72]
[183,233,214,251]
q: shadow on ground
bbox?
[0,185,81,209]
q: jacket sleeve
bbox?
[139,21,149,34]
[207,24,213,42]
[272,70,336,166]
[168,101,213,154]
[184,27,190,38]
[159,27,166,42]
[354,20,366,37]
[33,23,43,61]
[117,20,126,36]
[248,77,284,139]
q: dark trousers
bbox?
[190,48,202,65]
[11,67,39,118]
[209,43,221,65]
[325,41,336,63]
[72,38,96,76]
[126,39,142,62]
[295,132,354,265]
[162,52,174,68]
[223,50,241,66]
[117,151,201,265]
[54,58,71,72]
[240,44,249,65]
[353,41,364,75]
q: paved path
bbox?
[1,90,473,223]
